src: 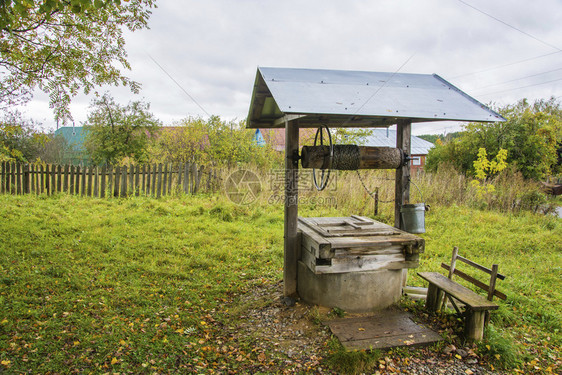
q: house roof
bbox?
[54,126,87,151]
[363,129,434,155]
[247,67,505,129]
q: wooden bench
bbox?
[418,247,506,340]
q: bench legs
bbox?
[425,283,487,341]
[425,283,444,312]
[465,310,486,341]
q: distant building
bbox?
[363,129,434,172]
[54,126,89,165]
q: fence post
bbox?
[80,166,86,196]
[22,164,29,194]
[162,164,168,197]
[134,165,140,196]
[0,162,4,194]
[63,165,69,193]
[49,164,55,195]
[15,163,21,195]
[100,166,106,198]
[87,166,93,197]
[107,166,112,197]
[145,164,151,196]
[156,163,162,198]
[168,164,173,195]
[93,166,99,198]
[121,165,128,197]
[114,166,120,197]
[45,164,51,195]
[69,166,75,195]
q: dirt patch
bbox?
[228,280,502,374]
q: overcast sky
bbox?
[19,0,562,135]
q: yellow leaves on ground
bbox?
[111,357,119,365]
[1,360,11,366]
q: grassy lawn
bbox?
[0,193,560,373]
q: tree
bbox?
[153,117,210,165]
[83,94,161,165]
[0,0,155,121]
[425,98,562,180]
[0,111,48,162]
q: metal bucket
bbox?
[400,203,426,233]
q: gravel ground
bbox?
[231,281,504,374]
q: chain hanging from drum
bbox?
[301,126,410,191]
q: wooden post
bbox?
[46,164,52,195]
[284,117,299,298]
[107,166,113,197]
[69,166,75,195]
[23,164,30,194]
[87,166,93,197]
[100,166,106,198]
[114,166,120,197]
[80,165,86,196]
[39,164,44,194]
[16,163,22,195]
[374,187,379,216]
[0,162,4,194]
[162,164,168,196]
[121,165,128,197]
[146,164,151,196]
[56,165,62,193]
[151,164,157,196]
[394,119,411,229]
[93,167,99,198]
[465,310,486,341]
[183,163,190,194]
[63,165,69,193]
[134,165,140,196]
[129,164,134,195]
[167,164,173,194]
[395,119,411,288]
[156,163,162,198]
[142,165,147,195]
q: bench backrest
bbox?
[440,246,506,301]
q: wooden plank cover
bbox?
[325,309,442,351]
[298,216,424,256]
[418,272,499,311]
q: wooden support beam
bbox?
[284,116,299,297]
[394,119,411,229]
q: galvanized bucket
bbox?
[400,203,426,233]
[400,180,427,233]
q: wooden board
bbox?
[325,309,442,351]
[298,216,425,259]
[418,272,499,311]
[301,245,419,274]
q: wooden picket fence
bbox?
[0,162,220,198]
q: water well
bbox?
[247,67,505,312]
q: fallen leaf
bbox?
[111,357,119,365]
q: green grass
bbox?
[0,193,560,373]
[410,204,561,372]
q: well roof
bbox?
[247,67,504,129]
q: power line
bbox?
[147,54,211,118]
[457,0,561,52]
[475,77,562,97]
[472,67,562,91]
[450,51,562,79]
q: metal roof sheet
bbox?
[363,129,434,155]
[247,67,504,128]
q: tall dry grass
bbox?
[217,164,556,218]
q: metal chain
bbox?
[355,170,395,203]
